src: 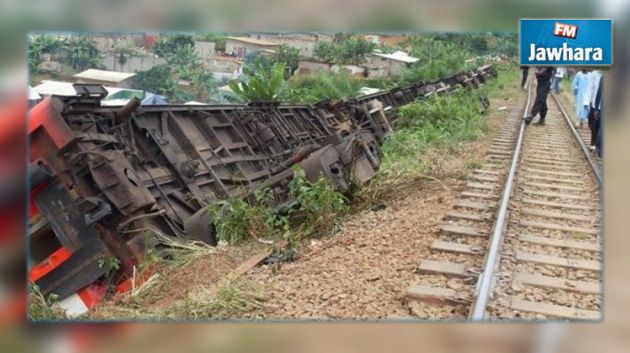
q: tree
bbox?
[273,45,301,76]
[489,33,518,58]
[401,36,468,82]
[228,62,287,102]
[133,64,178,97]
[314,41,337,62]
[313,37,375,65]
[165,44,199,76]
[336,37,375,65]
[68,36,102,71]
[190,69,218,101]
[139,34,219,102]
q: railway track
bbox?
[404,79,602,321]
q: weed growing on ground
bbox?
[163,280,267,320]
[27,284,67,321]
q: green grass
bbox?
[380,89,489,176]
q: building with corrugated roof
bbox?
[224,36,280,58]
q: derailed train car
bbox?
[27,65,496,314]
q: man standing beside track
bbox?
[521,66,530,89]
[587,71,603,152]
[524,67,555,126]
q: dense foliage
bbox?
[152,34,195,58]
[28,35,103,73]
[282,71,363,104]
[134,34,218,102]
[314,37,376,65]
[400,36,470,83]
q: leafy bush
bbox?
[288,166,348,241]
[207,166,347,246]
[208,188,277,245]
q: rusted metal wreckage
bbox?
[27,65,496,307]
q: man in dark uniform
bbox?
[521,66,530,89]
[524,67,555,125]
[590,74,603,155]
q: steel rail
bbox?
[550,93,602,186]
[469,78,533,320]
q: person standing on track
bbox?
[571,68,591,128]
[587,71,603,152]
[524,67,555,126]
[551,67,566,94]
[521,66,530,89]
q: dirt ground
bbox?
[232,97,514,319]
[89,81,517,321]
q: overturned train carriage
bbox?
[28,65,496,302]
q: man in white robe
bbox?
[571,69,591,127]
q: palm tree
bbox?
[166,44,199,71]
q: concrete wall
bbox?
[275,38,317,58]
[103,55,166,73]
[365,56,409,77]
[296,60,331,75]
[204,59,239,73]
[194,41,216,60]
[248,33,333,58]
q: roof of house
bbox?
[34,80,142,98]
[33,80,78,96]
[372,50,419,64]
[225,36,280,46]
[73,69,136,83]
